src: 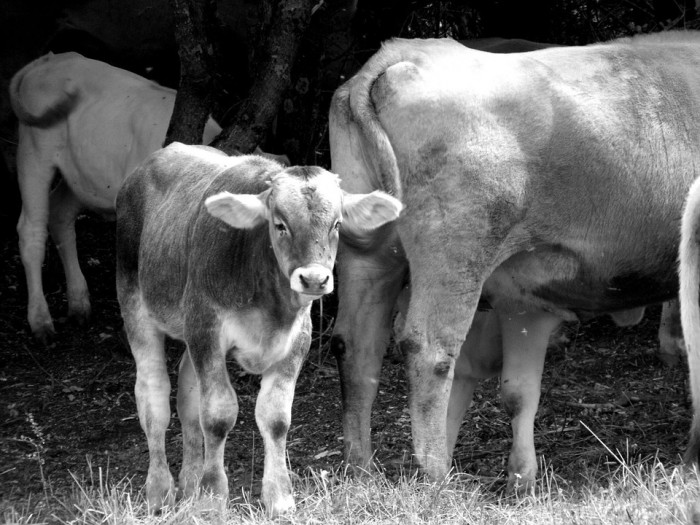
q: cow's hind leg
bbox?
[48,178,90,325]
[331,239,407,471]
[122,300,174,511]
[16,143,54,342]
[446,310,502,456]
[658,299,684,367]
[498,310,560,494]
[177,348,203,499]
[256,317,312,515]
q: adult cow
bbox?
[329,32,700,491]
[11,52,221,344]
[116,142,401,514]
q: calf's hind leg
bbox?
[121,297,174,511]
[177,349,203,498]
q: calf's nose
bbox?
[290,265,334,296]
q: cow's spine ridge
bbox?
[680,176,700,464]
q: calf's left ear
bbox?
[205,191,269,229]
[342,190,403,231]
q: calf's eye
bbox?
[275,223,287,235]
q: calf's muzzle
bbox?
[290,264,334,296]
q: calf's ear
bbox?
[205,191,268,229]
[342,190,403,232]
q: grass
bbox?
[3,453,700,525]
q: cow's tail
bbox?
[680,176,700,466]
[331,42,409,200]
[9,53,80,128]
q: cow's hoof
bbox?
[657,351,680,367]
[506,472,536,496]
[343,458,381,478]
[31,323,56,347]
[67,307,91,327]
[264,495,295,517]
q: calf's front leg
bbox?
[256,316,311,516]
[189,336,238,503]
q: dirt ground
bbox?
[0,215,692,517]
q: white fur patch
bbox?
[218,307,309,374]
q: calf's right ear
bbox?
[205,191,269,229]
[342,190,403,232]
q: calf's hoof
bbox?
[200,468,229,501]
[178,468,202,500]
[146,471,176,513]
[262,475,295,516]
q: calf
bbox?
[329,32,700,490]
[116,143,401,514]
[11,52,221,343]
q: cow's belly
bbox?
[58,159,122,215]
[59,139,150,216]
[482,244,677,321]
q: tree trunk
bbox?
[212,0,314,155]
[164,0,218,146]
[274,0,430,165]
[274,0,358,165]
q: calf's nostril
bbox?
[299,274,309,289]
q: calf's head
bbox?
[205,166,402,300]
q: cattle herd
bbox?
[8,30,700,515]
